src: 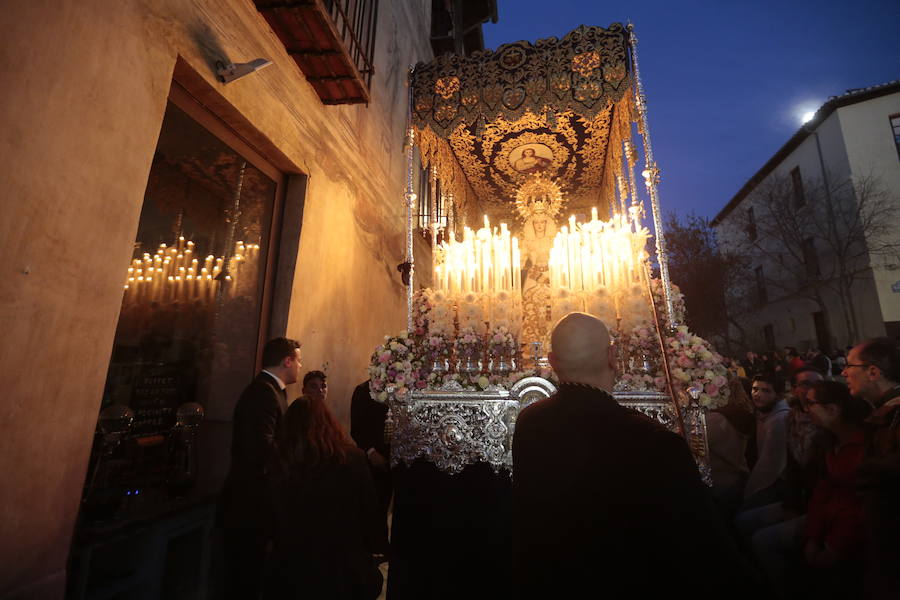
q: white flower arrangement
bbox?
[550,287,585,325]
[456,291,485,331]
[429,289,456,337]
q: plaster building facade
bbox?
[0,1,497,597]
[712,81,900,353]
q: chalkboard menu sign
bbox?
[130,365,185,436]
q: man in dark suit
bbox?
[512,313,759,599]
[221,337,302,600]
[350,379,391,556]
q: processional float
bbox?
[370,24,731,482]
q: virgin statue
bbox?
[519,212,557,347]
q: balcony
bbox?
[253,0,378,104]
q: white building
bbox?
[712,80,900,353]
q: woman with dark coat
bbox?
[265,372,385,600]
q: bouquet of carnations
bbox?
[665,325,730,408]
[368,330,422,403]
[487,325,518,359]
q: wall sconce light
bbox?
[216,59,272,84]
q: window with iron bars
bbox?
[415,167,452,244]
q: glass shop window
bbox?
[83,97,281,514]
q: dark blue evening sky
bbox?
[481,0,900,219]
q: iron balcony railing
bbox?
[322,0,378,89]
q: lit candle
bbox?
[512,237,520,293]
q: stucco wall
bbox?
[0,0,432,596]
[838,92,900,324]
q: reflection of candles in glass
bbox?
[123,235,261,304]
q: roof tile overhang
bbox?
[254,0,376,105]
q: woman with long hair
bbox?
[265,371,385,600]
[799,380,871,595]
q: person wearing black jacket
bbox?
[265,387,385,599]
[513,313,761,599]
[350,379,392,555]
[220,337,302,600]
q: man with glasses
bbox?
[844,337,900,597]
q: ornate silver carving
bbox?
[617,390,679,431]
[391,391,518,474]
[509,376,557,410]
[390,378,712,484]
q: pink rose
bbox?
[379,352,391,364]
[705,383,719,397]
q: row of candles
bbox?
[548,208,649,294]
[123,236,259,304]
[434,216,521,296]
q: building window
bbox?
[802,237,820,278]
[755,265,767,305]
[790,167,805,208]
[891,114,900,160]
[747,206,757,241]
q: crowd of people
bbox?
[722,346,849,383]
[215,330,899,599]
[709,338,900,598]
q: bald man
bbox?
[512,313,760,598]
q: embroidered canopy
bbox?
[411,24,636,217]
